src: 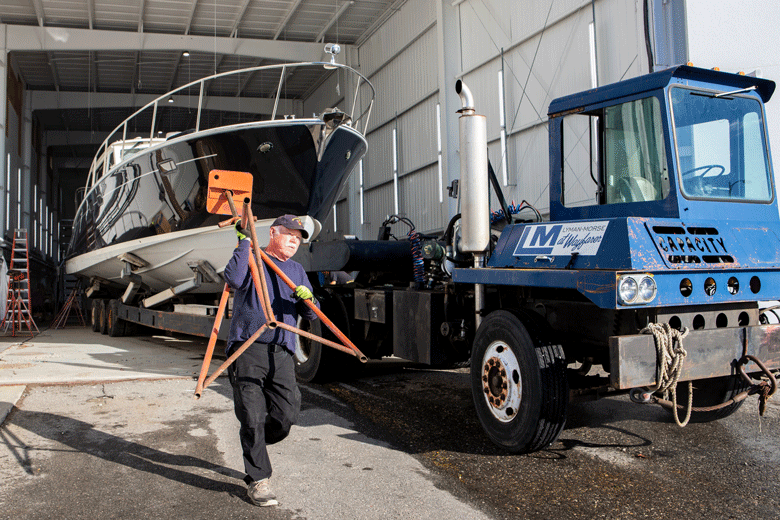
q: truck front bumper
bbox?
[609,324,780,389]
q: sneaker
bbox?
[248,478,278,507]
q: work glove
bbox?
[235,221,249,241]
[294,285,314,301]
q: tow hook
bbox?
[736,355,777,416]
[630,387,653,404]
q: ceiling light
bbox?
[182,51,190,57]
[168,97,174,103]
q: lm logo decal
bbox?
[513,221,609,256]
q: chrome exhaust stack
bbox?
[456,79,489,328]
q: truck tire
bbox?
[294,291,357,383]
[90,300,101,332]
[669,375,748,422]
[107,299,126,337]
[294,317,326,382]
[471,310,568,453]
[99,299,109,335]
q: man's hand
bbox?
[294,285,314,301]
[235,221,249,241]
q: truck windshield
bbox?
[670,86,773,202]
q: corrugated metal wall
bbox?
[317,0,651,239]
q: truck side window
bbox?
[562,96,669,207]
[603,97,669,204]
[562,112,600,208]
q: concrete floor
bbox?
[0,325,493,519]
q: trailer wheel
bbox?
[98,300,109,335]
[107,300,126,337]
[90,300,101,332]
[471,310,568,453]
[668,375,748,422]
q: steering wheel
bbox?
[681,164,726,197]
[681,164,726,179]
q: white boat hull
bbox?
[65,216,321,294]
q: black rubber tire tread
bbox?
[90,300,101,332]
[99,299,109,335]
[107,300,126,337]
[294,318,325,383]
[670,375,748,423]
[295,290,357,383]
[470,309,568,453]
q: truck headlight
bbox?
[618,274,656,305]
[638,276,657,302]
[618,276,638,304]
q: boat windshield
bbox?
[670,86,773,202]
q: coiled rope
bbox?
[641,323,692,426]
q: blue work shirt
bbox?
[224,239,319,354]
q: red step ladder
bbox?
[2,229,39,336]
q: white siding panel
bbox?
[397,96,438,174]
[399,164,442,233]
[303,71,346,118]
[596,0,649,84]
[509,0,591,43]
[458,0,513,69]
[363,183,395,234]
[358,0,436,77]
[368,28,438,131]
[365,124,394,189]
[459,0,590,73]
[503,9,592,133]
[500,124,551,216]
[336,198,350,235]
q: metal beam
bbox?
[167,53,183,92]
[138,0,145,33]
[4,24,330,61]
[184,0,199,35]
[274,0,304,40]
[130,52,139,94]
[229,0,252,38]
[30,0,45,27]
[315,1,354,43]
[355,0,405,47]
[47,52,60,92]
[87,0,94,30]
[30,90,298,115]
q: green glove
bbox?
[294,285,313,301]
[235,221,249,241]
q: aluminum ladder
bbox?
[2,229,39,336]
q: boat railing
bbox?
[85,61,376,192]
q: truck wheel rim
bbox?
[294,316,310,363]
[481,340,522,422]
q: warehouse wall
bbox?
[317,0,443,241]
[454,0,649,220]
[318,0,652,240]
[3,64,53,262]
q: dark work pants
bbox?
[227,342,301,483]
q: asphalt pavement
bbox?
[0,326,492,520]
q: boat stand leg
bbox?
[194,283,231,398]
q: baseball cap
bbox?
[272,214,309,239]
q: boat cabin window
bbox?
[563,96,669,207]
[670,86,773,202]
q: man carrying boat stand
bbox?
[223,214,319,507]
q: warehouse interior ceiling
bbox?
[1,0,402,149]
